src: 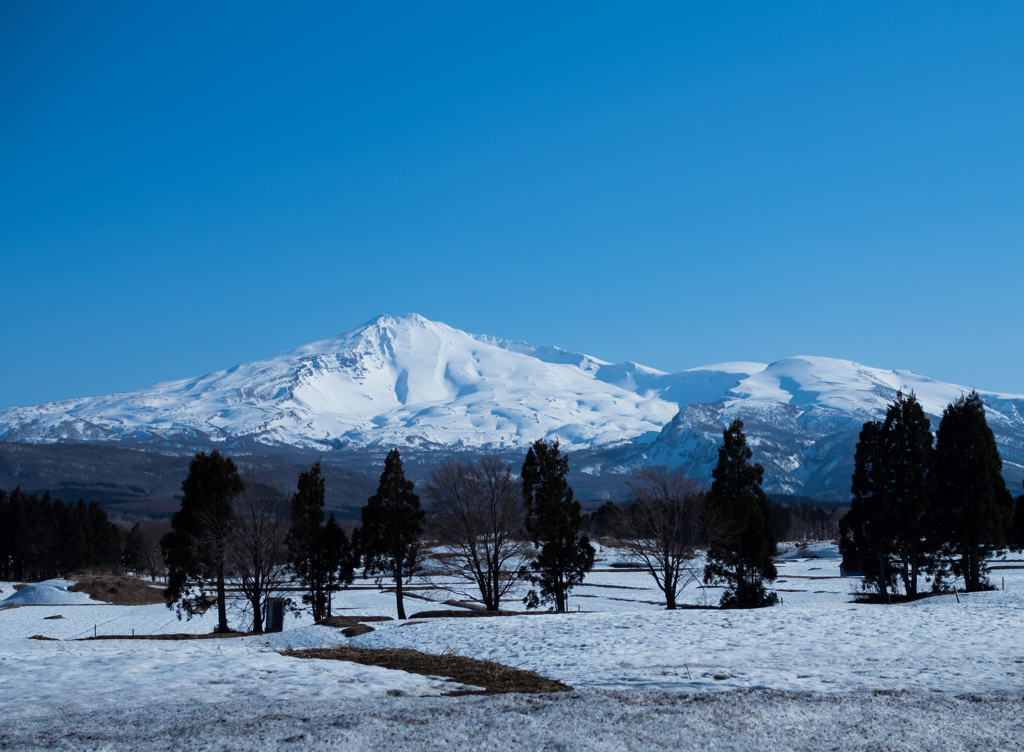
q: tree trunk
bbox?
[216,560,228,633]
[251,595,263,634]
[395,567,406,620]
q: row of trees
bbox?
[161,418,785,630]
[425,420,779,612]
[0,488,121,581]
[840,391,1023,596]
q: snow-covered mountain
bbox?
[2,314,1022,498]
[0,314,755,450]
[638,357,1024,499]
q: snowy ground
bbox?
[2,546,1023,750]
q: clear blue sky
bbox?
[2,1,1022,409]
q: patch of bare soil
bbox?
[317,615,394,628]
[28,635,56,640]
[283,646,572,696]
[342,624,375,637]
[850,591,954,605]
[68,575,166,605]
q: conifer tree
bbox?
[88,501,122,571]
[361,449,424,620]
[0,489,9,581]
[703,420,778,608]
[520,439,595,612]
[933,392,1014,591]
[841,393,935,597]
[287,459,357,622]
[162,450,243,632]
[883,393,935,595]
[1014,484,1024,551]
[839,420,898,597]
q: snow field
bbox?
[3,687,1021,751]
[2,545,1023,749]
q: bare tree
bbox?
[424,456,529,611]
[123,521,170,581]
[227,472,291,633]
[622,466,710,610]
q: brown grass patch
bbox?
[13,584,28,591]
[283,646,571,695]
[80,631,251,641]
[318,615,394,628]
[68,575,165,605]
[28,635,56,641]
[409,609,495,619]
[342,624,375,637]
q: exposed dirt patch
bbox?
[13,584,28,591]
[28,635,56,641]
[43,615,64,620]
[850,591,953,605]
[68,575,166,606]
[318,615,394,628]
[342,624,375,637]
[283,646,572,696]
[409,609,497,619]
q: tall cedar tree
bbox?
[840,420,897,596]
[933,392,1014,591]
[287,459,357,622]
[703,420,778,608]
[520,439,595,612]
[839,393,934,597]
[361,449,424,620]
[161,450,243,632]
[1014,484,1024,551]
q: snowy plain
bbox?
[2,547,1023,750]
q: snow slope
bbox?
[0,579,96,607]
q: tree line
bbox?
[0,488,121,581]
[17,392,1016,622]
[1,417,783,621]
[159,416,784,632]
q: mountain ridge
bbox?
[2,313,1022,498]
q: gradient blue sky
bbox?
[2,1,1023,409]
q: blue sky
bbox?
[2,1,1022,408]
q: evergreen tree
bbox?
[360,449,424,620]
[287,459,357,622]
[839,420,898,597]
[703,420,778,608]
[1014,484,1024,551]
[0,489,9,581]
[59,500,93,574]
[883,393,934,595]
[840,393,934,597]
[520,439,595,612]
[87,501,122,571]
[933,392,1014,591]
[161,450,243,632]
